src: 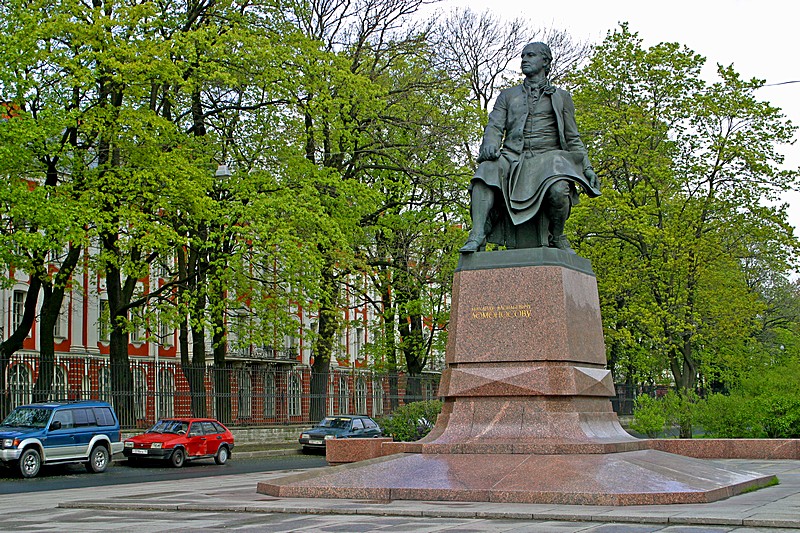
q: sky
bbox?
[432,0,800,234]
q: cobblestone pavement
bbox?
[1,459,799,532]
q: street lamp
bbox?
[215,163,231,179]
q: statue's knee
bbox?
[546,181,571,208]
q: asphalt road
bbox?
[0,453,327,494]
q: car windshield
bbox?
[1,407,51,428]
[146,419,189,434]
[318,417,352,429]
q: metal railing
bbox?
[1,354,440,429]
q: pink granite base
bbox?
[322,438,800,464]
[649,438,800,459]
[258,449,776,505]
[258,251,778,506]
[326,438,393,465]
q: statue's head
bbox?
[521,42,552,76]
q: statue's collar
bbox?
[523,78,555,95]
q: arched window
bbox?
[355,376,367,414]
[48,366,68,402]
[287,373,302,417]
[238,370,252,420]
[8,363,31,408]
[81,374,92,400]
[132,368,147,422]
[262,372,276,418]
[158,368,174,418]
[338,374,349,415]
[98,367,112,403]
[372,378,385,417]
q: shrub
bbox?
[378,400,442,442]
[697,393,762,438]
[630,394,667,438]
[662,389,701,438]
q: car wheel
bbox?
[214,445,229,465]
[19,448,41,478]
[85,445,110,473]
[170,448,185,468]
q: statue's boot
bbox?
[459,233,486,253]
[460,182,492,254]
[547,181,575,254]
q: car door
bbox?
[71,408,97,458]
[363,418,381,437]
[350,417,365,438]
[43,409,75,460]
[184,422,206,457]
[201,422,221,456]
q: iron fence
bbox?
[1,354,440,429]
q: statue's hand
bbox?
[584,168,600,189]
[478,144,500,162]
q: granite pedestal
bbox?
[258,249,775,505]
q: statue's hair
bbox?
[523,42,552,75]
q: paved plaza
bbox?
[1,459,799,531]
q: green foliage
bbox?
[569,24,800,395]
[697,393,761,438]
[699,360,800,438]
[630,394,667,438]
[662,390,701,438]
[378,400,442,442]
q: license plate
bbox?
[131,448,148,454]
[308,439,323,445]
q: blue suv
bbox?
[0,400,123,478]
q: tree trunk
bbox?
[178,245,207,417]
[397,283,426,404]
[33,244,82,402]
[310,258,339,421]
[105,258,135,427]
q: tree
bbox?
[569,26,799,435]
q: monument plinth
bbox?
[258,249,775,505]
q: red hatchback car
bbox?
[123,418,234,467]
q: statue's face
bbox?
[521,45,548,76]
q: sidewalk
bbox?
[37,458,800,531]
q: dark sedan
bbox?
[299,415,382,451]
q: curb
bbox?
[56,501,800,529]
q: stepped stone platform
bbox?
[258,248,776,505]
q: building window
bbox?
[355,376,367,414]
[98,299,110,342]
[238,370,252,420]
[287,373,302,417]
[372,379,384,416]
[158,314,172,346]
[354,327,363,361]
[130,308,145,344]
[8,363,31,408]
[98,367,112,403]
[11,290,25,331]
[49,366,68,401]
[338,375,349,415]
[132,368,147,422]
[262,372,276,418]
[158,368,174,418]
[53,301,69,339]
